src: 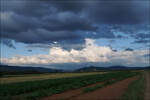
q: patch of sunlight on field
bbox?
[0,72,106,84]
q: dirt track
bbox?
[41,76,138,100]
[41,81,105,100]
[70,76,138,100]
[145,72,150,100]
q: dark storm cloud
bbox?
[26,38,85,50]
[111,24,149,34]
[49,0,85,13]
[127,27,150,44]
[87,1,148,24]
[11,29,80,44]
[125,48,134,51]
[144,53,150,57]
[109,24,150,43]
[95,25,116,38]
[134,33,150,39]
[42,11,98,31]
[0,0,149,48]
[1,39,16,49]
[1,12,41,34]
[116,35,124,38]
[49,0,149,24]
[134,39,150,44]
[27,49,32,52]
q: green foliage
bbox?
[0,72,105,84]
[0,72,3,77]
[83,72,139,93]
[0,71,140,100]
[120,72,146,100]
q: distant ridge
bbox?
[0,64,63,74]
[75,65,150,72]
[0,64,149,74]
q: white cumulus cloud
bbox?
[0,38,149,67]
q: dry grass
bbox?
[0,72,106,84]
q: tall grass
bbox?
[82,72,139,93]
[0,71,139,100]
[120,72,146,100]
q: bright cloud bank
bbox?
[0,39,149,67]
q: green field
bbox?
[0,71,140,100]
[120,72,146,100]
[0,72,106,84]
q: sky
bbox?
[0,0,150,69]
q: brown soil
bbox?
[70,75,138,100]
[41,81,105,100]
[41,76,138,100]
[145,72,150,100]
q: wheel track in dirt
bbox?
[40,81,105,100]
[41,75,138,100]
[70,75,138,100]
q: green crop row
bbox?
[120,71,145,100]
[83,72,139,93]
[0,71,140,100]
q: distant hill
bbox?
[76,65,150,72]
[0,64,149,75]
[0,64,63,75]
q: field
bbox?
[0,70,149,100]
[0,72,106,84]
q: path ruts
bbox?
[70,75,138,100]
[41,76,138,100]
[41,81,104,100]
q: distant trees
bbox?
[0,72,3,77]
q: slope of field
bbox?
[41,72,139,100]
[119,71,145,100]
[0,72,105,84]
[41,81,105,100]
[0,71,139,100]
[70,75,138,100]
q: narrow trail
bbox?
[145,72,150,100]
[70,75,138,100]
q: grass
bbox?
[0,72,106,84]
[120,71,146,100]
[0,71,137,100]
[82,72,139,93]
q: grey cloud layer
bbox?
[1,0,149,48]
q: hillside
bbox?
[76,66,150,72]
[0,64,62,75]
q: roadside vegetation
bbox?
[120,71,146,100]
[0,71,139,100]
[0,72,106,84]
[82,72,139,93]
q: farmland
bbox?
[0,72,106,84]
[0,70,145,100]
